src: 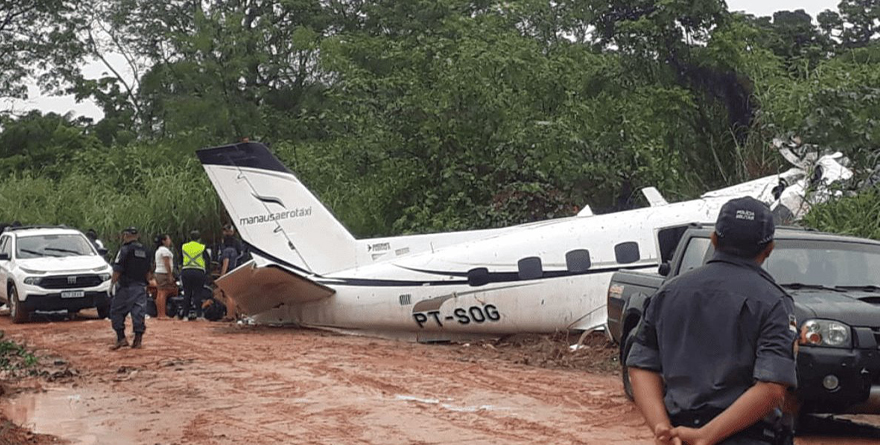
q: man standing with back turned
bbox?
[180,230,209,320]
[110,227,152,350]
[627,197,798,445]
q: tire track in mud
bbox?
[168,323,645,444]
[291,340,647,444]
[6,317,876,444]
[2,319,651,444]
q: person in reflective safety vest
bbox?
[180,230,209,320]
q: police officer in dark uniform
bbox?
[627,197,798,445]
[110,227,152,350]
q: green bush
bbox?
[802,187,880,240]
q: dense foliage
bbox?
[1,0,879,246]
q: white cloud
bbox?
[727,0,839,18]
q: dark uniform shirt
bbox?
[113,241,152,286]
[220,246,239,273]
[626,251,798,416]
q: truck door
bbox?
[0,235,10,301]
[676,237,713,275]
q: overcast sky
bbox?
[727,0,838,18]
[2,0,842,122]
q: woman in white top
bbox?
[153,234,176,319]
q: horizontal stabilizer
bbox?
[641,187,668,207]
[577,205,594,217]
[215,260,335,315]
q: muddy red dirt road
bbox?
[1,314,879,445]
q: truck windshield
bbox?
[16,234,96,259]
[765,240,880,288]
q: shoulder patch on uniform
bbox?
[789,314,798,333]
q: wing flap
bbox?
[215,260,335,315]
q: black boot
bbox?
[131,333,143,349]
[110,337,128,350]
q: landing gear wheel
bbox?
[9,285,29,324]
[621,329,637,401]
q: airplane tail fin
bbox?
[197,142,358,275]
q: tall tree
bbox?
[839,0,880,48]
[817,0,880,49]
[0,0,85,101]
[759,10,832,71]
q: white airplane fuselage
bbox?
[198,143,851,341]
[265,199,727,340]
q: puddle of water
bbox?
[393,394,511,413]
[3,387,126,445]
[394,395,442,404]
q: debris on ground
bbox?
[0,418,64,445]
[452,331,619,374]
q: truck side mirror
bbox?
[97,247,108,256]
[658,262,671,277]
[0,253,9,261]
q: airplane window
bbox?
[565,250,591,272]
[517,257,543,280]
[615,242,641,264]
[467,268,490,287]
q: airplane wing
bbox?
[215,260,335,315]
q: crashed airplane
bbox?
[196,142,851,341]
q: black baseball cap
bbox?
[715,197,775,252]
[122,226,139,235]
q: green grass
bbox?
[802,187,880,241]
[0,332,37,371]
[0,144,225,251]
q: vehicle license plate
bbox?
[61,290,85,298]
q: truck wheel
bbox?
[9,285,29,324]
[621,329,637,401]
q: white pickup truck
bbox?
[0,226,112,323]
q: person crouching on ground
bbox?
[153,234,176,319]
[110,227,152,350]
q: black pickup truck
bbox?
[607,225,880,415]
